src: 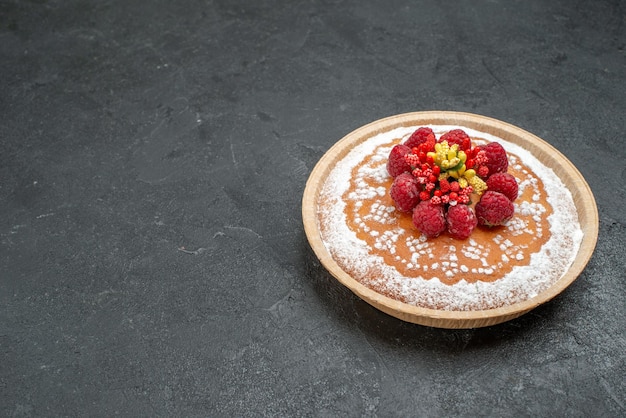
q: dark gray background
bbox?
[1,0,624,416]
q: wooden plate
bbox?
[302,111,598,329]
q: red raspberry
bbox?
[405,153,420,167]
[486,172,519,202]
[440,129,471,151]
[457,194,470,204]
[390,173,421,212]
[386,144,412,177]
[405,127,436,150]
[475,191,515,227]
[439,178,451,193]
[446,204,478,240]
[412,201,446,238]
[478,142,508,178]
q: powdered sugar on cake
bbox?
[318,125,583,311]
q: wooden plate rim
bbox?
[302,111,598,329]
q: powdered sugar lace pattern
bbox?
[318,125,583,311]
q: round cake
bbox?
[303,112,598,328]
[318,124,582,311]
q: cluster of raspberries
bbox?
[386,127,518,239]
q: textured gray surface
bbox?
[1,0,625,416]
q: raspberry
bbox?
[446,204,478,240]
[386,144,412,177]
[390,172,421,212]
[457,194,470,204]
[439,178,451,193]
[478,142,508,178]
[404,153,421,168]
[475,191,515,227]
[486,172,519,202]
[412,201,446,238]
[440,129,471,151]
[405,127,436,150]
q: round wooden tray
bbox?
[302,111,598,329]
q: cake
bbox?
[316,124,584,312]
